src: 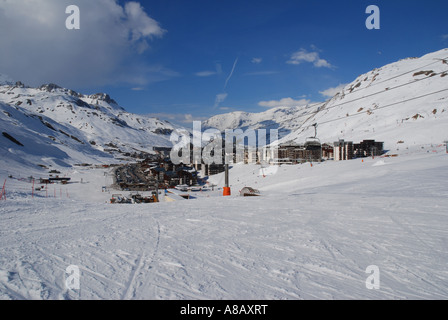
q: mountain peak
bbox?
[38,83,62,91]
[37,83,83,98]
[87,93,118,105]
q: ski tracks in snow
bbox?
[122,220,160,300]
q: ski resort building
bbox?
[147,164,198,188]
[321,143,334,160]
[266,142,322,165]
[353,140,384,158]
[334,140,354,161]
[244,149,262,164]
[334,139,384,160]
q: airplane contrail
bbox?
[212,57,239,109]
[224,57,239,90]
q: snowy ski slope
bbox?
[0,144,447,300]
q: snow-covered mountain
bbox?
[2,48,448,172]
[204,48,448,150]
[0,79,178,171]
[202,105,320,138]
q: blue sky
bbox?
[1,0,447,125]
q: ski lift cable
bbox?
[285,57,448,126]
[286,86,448,137]
[286,68,448,126]
[322,69,448,113]
[316,87,448,127]
[297,87,448,132]
[352,56,448,91]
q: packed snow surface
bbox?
[1,144,447,300]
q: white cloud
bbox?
[124,2,166,41]
[310,44,320,52]
[287,48,333,68]
[442,34,448,41]
[313,59,332,68]
[214,93,228,108]
[195,62,222,77]
[0,0,169,88]
[251,58,262,64]
[195,71,217,77]
[183,114,194,123]
[258,97,311,108]
[319,83,348,98]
